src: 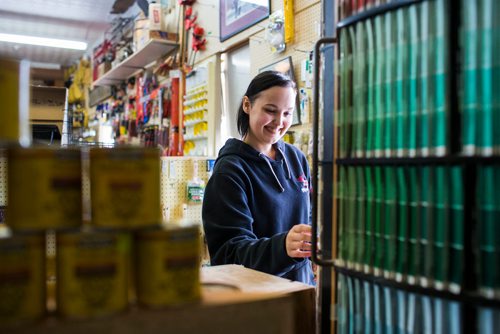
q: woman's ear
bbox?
[242,96,251,114]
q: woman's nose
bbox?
[273,113,285,126]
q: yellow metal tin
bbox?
[0,229,45,327]
[89,147,161,229]
[56,229,130,319]
[0,59,30,146]
[135,224,201,307]
[7,147,82,231]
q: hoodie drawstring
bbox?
[259,153,285,192]
[276,147,291,180]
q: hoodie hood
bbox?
[216,138,291,192]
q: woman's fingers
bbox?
[286,224,314,258]
[288,249,312,258]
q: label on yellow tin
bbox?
[135,225,201,307]
[57,231,130,318]
[0,234,45,326]
[89,148,161,228]
[7,147,82,231]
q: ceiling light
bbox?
[31,62,62,70]
[0,33,87,50]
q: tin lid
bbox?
[89,146,160,159]
[7,145,81,159]
[136,223,199,239]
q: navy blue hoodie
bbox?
[202,138,314,285]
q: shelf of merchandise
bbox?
[93,39,178,86]
[183,78,209,156]
[181,58,220,157]
[184,119,208,127]
[312,0,500,333]
[184,135,208,141]
[336,0,425,29]
[333,264,500,309]
[184,107,207,117]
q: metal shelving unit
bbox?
[93,39,178,86]
[313,0,500,332]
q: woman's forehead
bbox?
[255,86,295,100]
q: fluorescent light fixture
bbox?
[0,33,87,50]
[31,62,61,70]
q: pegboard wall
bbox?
[193,0,321,68]
[0,150,6,206]
[190,0,321,155]
[250,0,321,143]
[250,0,321,80]
[161,156,213,224]
[81,151,91,224]
[250,0,321,150]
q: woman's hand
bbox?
[285,224,312,258]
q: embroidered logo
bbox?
[297,175,309,193]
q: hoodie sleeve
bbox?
[202,169,302,277]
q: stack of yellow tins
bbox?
[2,145,82,327]
[87,146,201,310]
[0,58,41,328]
[0,59,202,325]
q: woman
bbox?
[202,71,314,285]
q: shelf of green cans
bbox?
[330,0,500,333]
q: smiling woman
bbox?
[202,71,315,286]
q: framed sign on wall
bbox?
[219,0,270,42]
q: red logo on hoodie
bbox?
[297,175,309,193]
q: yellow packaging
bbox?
[56,229,130,319]
[135,224,201,307]
[7,147,82,231]
[0,229,45,327]
[89,147,161,229]
[0,59,30,146]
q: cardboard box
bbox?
[148,2,162,31]
[96,61,112,78]
[5,265,315,334]
[134,30,178,52]
[133,17,178,52]
[30,86,66,122]
[202,265,316,334]
[30,86,67,140]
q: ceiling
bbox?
[0,0,139,68]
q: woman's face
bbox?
[243,85,296,151]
